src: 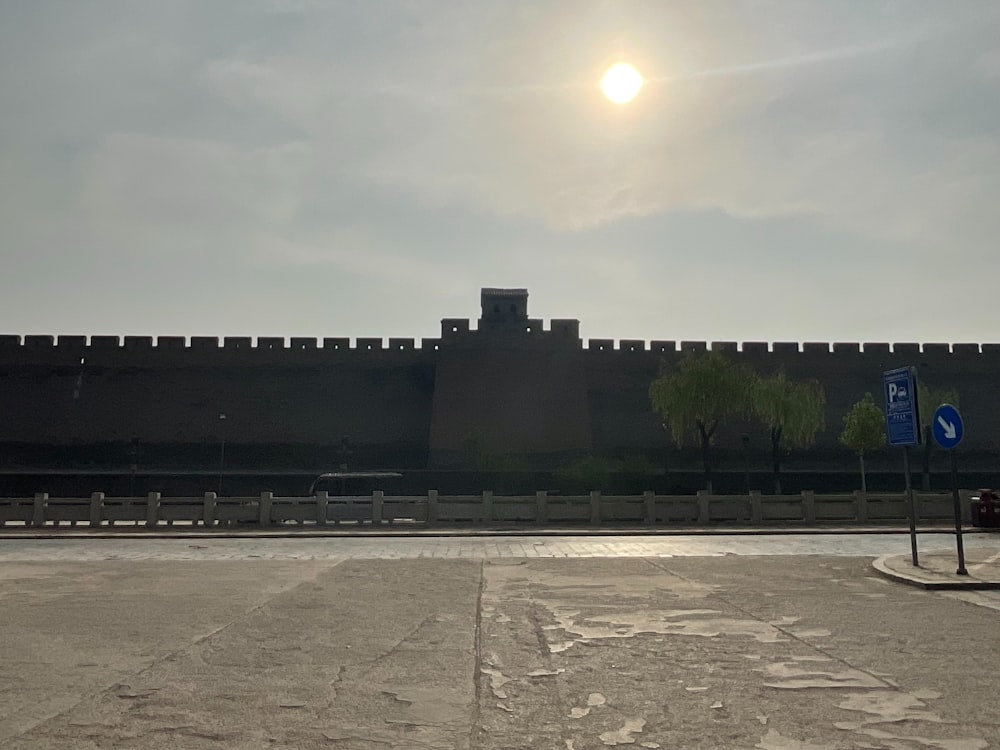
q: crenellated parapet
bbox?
[0,334,447,351]
[3,332,998,363]
[0,333,446,368]
[572,339,1000,358]
[437,317,582,350]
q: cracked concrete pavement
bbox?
[2,550,999,748]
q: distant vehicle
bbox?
[308,472,402,497]
[970,488,999,528]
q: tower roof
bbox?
[480,288,527,298]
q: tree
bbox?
[917,382,960,490]
[649,351,756,493]
[554,456,614,493]
[840,393,885,493]
[752,371,826,494]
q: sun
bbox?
[600,62,643,104]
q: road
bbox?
[2,533,999,749]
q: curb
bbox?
[0,525,991,541]
[871,554,1000,591]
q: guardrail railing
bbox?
[0,489,974,529]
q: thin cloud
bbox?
[651,9,996,86]
[1,1,998,343]
[659,40,899,83]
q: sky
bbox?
[2,1,999,346]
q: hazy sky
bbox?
[2,1,998,345]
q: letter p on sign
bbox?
[888,383,897,402]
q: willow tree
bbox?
[840,392,886,493]
[917,382,960,490]
[649,351,756,493]
[753,371,826,495]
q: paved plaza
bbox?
[4,531,1000,563]
[1,534,999,748]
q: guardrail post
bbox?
[855,490,868,523]
[643,491,655,525]
[750,491,763,524]
[145,492,160,528]
[535,491,547,524]
[89,492,104,527]
[427,490,438,525]
[696,491,710,524]
[960,489,972,523]
[204,492,217,527]
[481,490,493,524]
[802,491,816,524]
[372,490,383,526]
[590,490,601,524]
[316,491,328,525]
[32,493,47,527]
[259,491,272,527]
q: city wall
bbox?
[582,338,1000,462]
[0,335,437,468]
[1,324,999,471]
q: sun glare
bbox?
[600,62,643,104]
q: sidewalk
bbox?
[0,522,990,540]
[873,544,1000,590]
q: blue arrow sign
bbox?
[931,403,964,450]
[883,367,920,447]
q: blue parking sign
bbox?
[883,367,920,447]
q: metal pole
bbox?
[129,438,138,498]
[950,449,968,575]
[217,413,227,496]
[661,424,670,478]
[741,434,750,494]
[903,445,918,566]
[217,438,225,496]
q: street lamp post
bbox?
[660,423,670,477]
[741,434,751,493]
[337,436,352,497]
[128,437,139,498]
[217,413,227,496]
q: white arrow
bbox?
[937,416,957,440]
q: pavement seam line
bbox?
[0,558,346,746]
[470,558,485,750]
[354,613,439,677]
[968,549,1000,572]
[641,557,897,691]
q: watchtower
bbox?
[479,288,529,331]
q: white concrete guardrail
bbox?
[0,490,976,529]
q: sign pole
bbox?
[932,403,967,575]
[950,449,968,575]
[884,366,921,568]
[903,445,918,566]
